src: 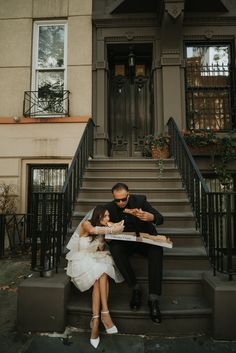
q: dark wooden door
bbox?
[109,63,153,157]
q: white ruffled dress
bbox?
[66,229,124,292]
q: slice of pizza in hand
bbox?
[123,208,142,217]
[107,220,124,227]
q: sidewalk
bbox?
[1,258,236,353]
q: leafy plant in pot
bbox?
[144,134,171,159]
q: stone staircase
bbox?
[66,158,212,336]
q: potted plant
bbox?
[182,128,218,153]
[144,134,171,159]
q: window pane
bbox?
[38,71,64,93]
[187,46,229,76]
[38,25,65,68]
[36,71,65,114]
[32,166,67,192]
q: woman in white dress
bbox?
[66,205,124,348]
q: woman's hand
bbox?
[110,224,124,234]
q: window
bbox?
[185,43,235,130]
[31,21,68,116]
[27,164,68,233]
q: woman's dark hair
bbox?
[89,205,108,241]
[90,205,107,226]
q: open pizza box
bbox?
[105,232,173,249]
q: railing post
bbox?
[0,214,5,257]
[225,193,233,280]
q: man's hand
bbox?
[135,209,154,222]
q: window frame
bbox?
[31,20,68,117]
[184,41,235,131]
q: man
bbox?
[105,182,164,323]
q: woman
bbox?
[66,206,124,348]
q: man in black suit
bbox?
[105,182,164,323]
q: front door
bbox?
[108,45,153,157]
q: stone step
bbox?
[72,212,196,229]
[67,290,211,336]
[161,228,203,247]
[67,269,206,297]
[74,198,192,213]
[84,167,180,178]
[78,187,187,199]
[82,176,183,188]
[88,158,176,169]
[129,248,210,272]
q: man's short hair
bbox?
[111,183,129,194]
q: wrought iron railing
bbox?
[23,90,70,117]
[30,119,94,274]
[168,117,236,280]
[0,214,32,257]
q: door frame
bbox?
[107,44,154,157]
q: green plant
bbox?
[156,157,165,178]
[183,129,236,190]
[211,134,235,190]
[0,182,17,214]
[182,128,217,147]
[144,134,171,150]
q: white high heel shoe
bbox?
[90,314,100,349]
[101,310,118,334]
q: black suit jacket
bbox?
[105,194,163,235]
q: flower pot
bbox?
[151,146,169,159]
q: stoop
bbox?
[17,271,70,332]
[203,271,236,340]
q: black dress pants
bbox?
[109,240,163,295]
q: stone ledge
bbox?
[17,271,70,333]
[203,271,236,340]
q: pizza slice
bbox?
[123,208,141,217]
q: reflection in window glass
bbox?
[38,71,64,91]
[187,46,229,77]
[38,26,64,68]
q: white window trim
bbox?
[32,20,68,92]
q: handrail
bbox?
[62,118,95,224]
[167,117,236,280]
[30,119,94,275]
[167,117,209,228]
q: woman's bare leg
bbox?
[99,273,115,329]
[91,280,100,339]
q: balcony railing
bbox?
[168,117,236,280]
[23,90,70,117]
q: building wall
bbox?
[92,0,236,156]
[0,0,92,212]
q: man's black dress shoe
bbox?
[130,289,142,310]
[148,300,162,323]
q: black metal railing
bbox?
[168,117,236,280]
[30,119,94,274]
[61,119,94,223]
[23,90,70,117]
[0,214,32,258]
